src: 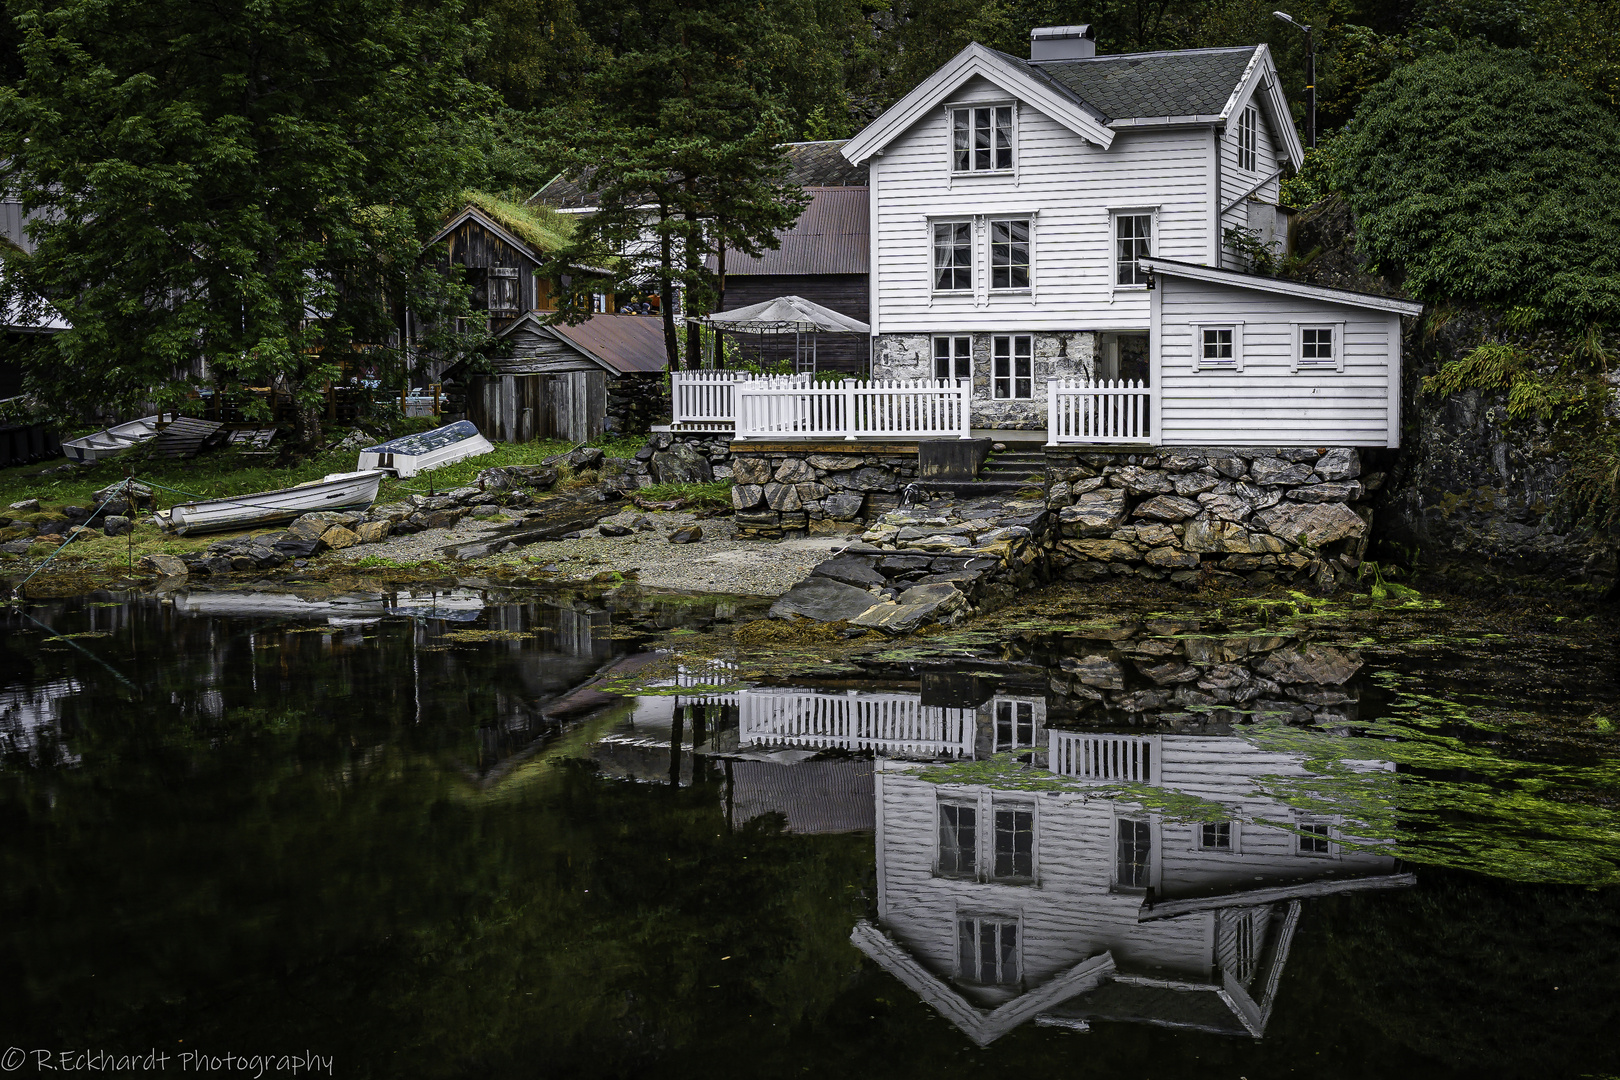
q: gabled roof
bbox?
[717,187,868,276]
[851,921,1116,1047]
[843,41,1304,170]
[426,205,542,264]
[1024,45,1258,123]
[1140,256,1425,316]
[843,43,1116,165]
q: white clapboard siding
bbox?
[878,770,1216,987]
[1154,275,1402,446]
[1217,84,1284,269]
[871,83,1214,335]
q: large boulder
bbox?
[1059,488,1128,536]
[138,553,188,578]
[811,556,887,589]
[478,464,559,492]
[651,441,713,484]
[1255,501,1367,546]
[1253,644,1362,685]
[848,582,967,634]
[768,577,882,622]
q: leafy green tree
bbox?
[543,0,808,369]
[0,0,490,446]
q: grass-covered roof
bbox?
[458,189,574,253]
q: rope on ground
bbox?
[11,481,135,597]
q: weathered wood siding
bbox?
[723,273,871,373]
[1152,275,1403,446]
[467,370,607,443]
[869,74,1216,338]
[442,218,539,330]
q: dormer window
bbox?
[952,106,1013,172]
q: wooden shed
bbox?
[462,313,667,443]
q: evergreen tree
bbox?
[0,0,489,445]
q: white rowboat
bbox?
[62,415,162,463]
[164,470,386,535]
[357,420,493,478]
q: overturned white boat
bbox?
[62,415,162,463]
[163,470,386,535]
[357,420,492,478]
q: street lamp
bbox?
[1273,10,1315,149]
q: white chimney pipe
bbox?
[1030,25,1097,61]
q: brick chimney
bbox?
[1030,25,1097,61]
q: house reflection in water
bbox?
[638,666,1414,1044]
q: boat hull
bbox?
[166,470,386,535]
[357,420,493,478]
[62,416,162,463]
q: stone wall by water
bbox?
[1045,447,1375,592]
[729,445,916,538]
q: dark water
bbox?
[2,586,1617,1079]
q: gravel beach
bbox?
[332,505,851,597]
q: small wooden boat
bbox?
[163,469,386,535]
[357,420,493,478]
[62,415,162,463]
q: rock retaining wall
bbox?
[728,445,917,539]
[1045,446,1375,592]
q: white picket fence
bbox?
[737,378,971,440]
[1050,732,1160,784]
[671,371,803,429]
[739,690,977,758]
[1046,377,1155,445]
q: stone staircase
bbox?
[978,448,1047,485]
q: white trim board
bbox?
[1140,256,1425,316]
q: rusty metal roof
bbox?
[719,186,868,277]
[546,314,669,374]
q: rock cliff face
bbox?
[1375,312,1617,594]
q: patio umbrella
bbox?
[690,294,870,335]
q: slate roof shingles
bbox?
[1010,45,1259,122]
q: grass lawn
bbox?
[0,429,648,512]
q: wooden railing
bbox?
[669,371,813,429]
[739,690,977,758]
[1050,732,1159,784]
[737,378,971,440]
[1046,377,1155,445]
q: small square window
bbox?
[1302,327,1334,362]
[1299,822,1332,855]
[1203,328,1234,361]
[933,336,972,381]
[1199,821,1232,851]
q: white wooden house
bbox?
[667,25,1423,446]
[856,742,1414,1044]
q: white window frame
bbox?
[955,911,1023,987]
[947,102,1017,176]
[1293,322,1347,373]
[1295,819,1338,858]
[989,798,1037,884]
[931,219,975,295]
[1194,819,1241,853]
[932,334,973,383]
[1194,322,1244,372]
[1237,105,1258,172]
[988,216,1033,293]
[991,334,1034,399]
[1110,207,1158,292]
[990,696,1041,752]
[936,797,980,878]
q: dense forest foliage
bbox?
[1,0,1617,519]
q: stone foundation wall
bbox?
[1045,446,1376,592]
[605,373,668,436]
[729,445,918,538]
[872,331,1097,429]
